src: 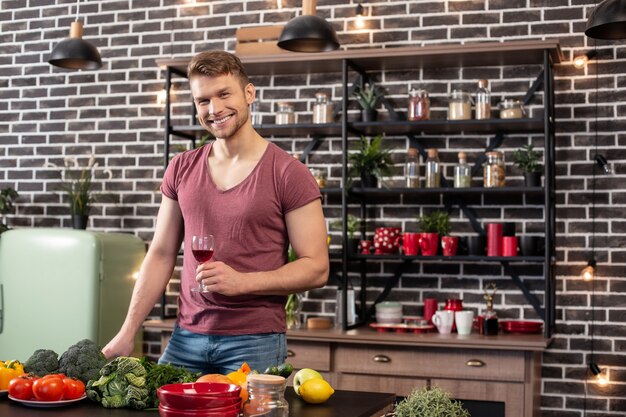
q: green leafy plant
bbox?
[330,214,361,240]
[513,144,541,173]
[418,210,451,235]
[352,82,383,110]
[348,135,393,183]
[0,187,18,234]
[395,386,470,417]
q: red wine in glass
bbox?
[191,234,215,293]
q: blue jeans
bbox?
[158,324,287,375]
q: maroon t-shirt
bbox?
[161,142,321,335]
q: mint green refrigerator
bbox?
[0,228,146,361]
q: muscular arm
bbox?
[102,196,183,359]
[197,198,329,296]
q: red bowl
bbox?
[159,404,239,417]
[157,389,241,409]
[159,382,241,398]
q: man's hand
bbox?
[196,261,245,296]
[101,332,135,360]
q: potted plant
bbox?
[513,144,542,187]
[418,210,451,256]
[331,214,361,254]
[352,82,383,122]
[348,134,393,188]
[0,187,18,235]
[394,386,470,417]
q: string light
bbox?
[580,259,596,282]
[573,50,598,69]
[355,4,365,29]
[590,362,609,387]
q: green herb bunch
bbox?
[330,214,361,240]
[348,135,393,182]
[418,210,452,235]
[140,357,200,408]
[394,386,470,417]
[513,144,541,173]
[352,82,383,110]
[0,187,18,234]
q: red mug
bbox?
[373,227,402,254]
[441,236,459,256]
[359,239,372,255]
[398,232,420,256]
[419,232,439,256]
[502,236,518,256]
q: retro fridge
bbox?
[0,228,146,361]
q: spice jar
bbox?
[313,92,334,124]
[243,374,289,417]
[499,99,525,119]
[483,151,505,188]
[275,102,295,125]
[250,98,262,125]
[309,168,327,188]
[408,87,430,121]
[448,90,471,120]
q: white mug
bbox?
[455,310,475,335]
[432,310,454,334]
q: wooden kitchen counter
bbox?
[0,389,395,417]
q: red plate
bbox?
[500,320,543,333]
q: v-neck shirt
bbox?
[161,141,321,335]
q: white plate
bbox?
[8,394,86,407]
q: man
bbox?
[102,50,329,374]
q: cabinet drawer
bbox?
[432,379,525,417]
[335,345,525,382]
[336,373,427,397]
[286,341,331,371]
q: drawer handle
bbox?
[287,349,295,357]
[373,355,391,363]
[466,359,485,367]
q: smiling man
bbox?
[103,51,329,375]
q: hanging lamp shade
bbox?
[277,0,340,53]
[585,0,626,40]
[49,21,102,70]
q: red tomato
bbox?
[42,373,66,380]
[32,376,64,401]
[8,376,35,400]
[62,378,85,400]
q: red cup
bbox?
[359,239,372,255]
[441,236,459,256]
[502,236,518,256]
[423,298,438,324]
[486,223,503,256]
[419,232,439,256]
[398,232,420,256]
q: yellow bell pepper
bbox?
[0,360,25,390]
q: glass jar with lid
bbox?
[408,87,430,121]
[483,151,505,188]
[243,374,289,417]
[448,89,471,120]
[275,102,295,125]
[499,99,525,119]
[312,92,334,124]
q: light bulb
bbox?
[581,259,596,281]
[573,55,589,69]
[355,4,365,29]
[590,363,608,386]
[157,89,167,105]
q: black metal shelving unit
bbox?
[157,41,562,337]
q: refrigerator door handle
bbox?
[0,284,3,334]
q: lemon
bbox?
[298,378,335,404]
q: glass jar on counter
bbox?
[312,92,334,124]
[499,99,525,119]
[483,151,505,188]
[250,98,262,125]
[448,90,471,120]
[243,374,289,417]
[408,87,430,121]
[275,102,295,125]
[309,168,327,188]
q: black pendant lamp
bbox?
[278,0,340,53]
[48,0,102,70]
[585,0,626,40]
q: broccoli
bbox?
[58,339,108,384]
[24,349,59,376]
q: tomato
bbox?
[32,376,64,401]
[42,373,66,380]
[62,378,85,400]
[8,376,35,400]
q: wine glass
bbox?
[190,234,215,293]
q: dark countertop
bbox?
[0,389,395,417]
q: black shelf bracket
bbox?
[502,261,545,321]
[365,261,411,321]
[300,135,324,163]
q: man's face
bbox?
[190,73,255,140]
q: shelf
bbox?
[171,118,545,139]
[157,40,562,76]
[330,252,545,263]
[349,186,544,197]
